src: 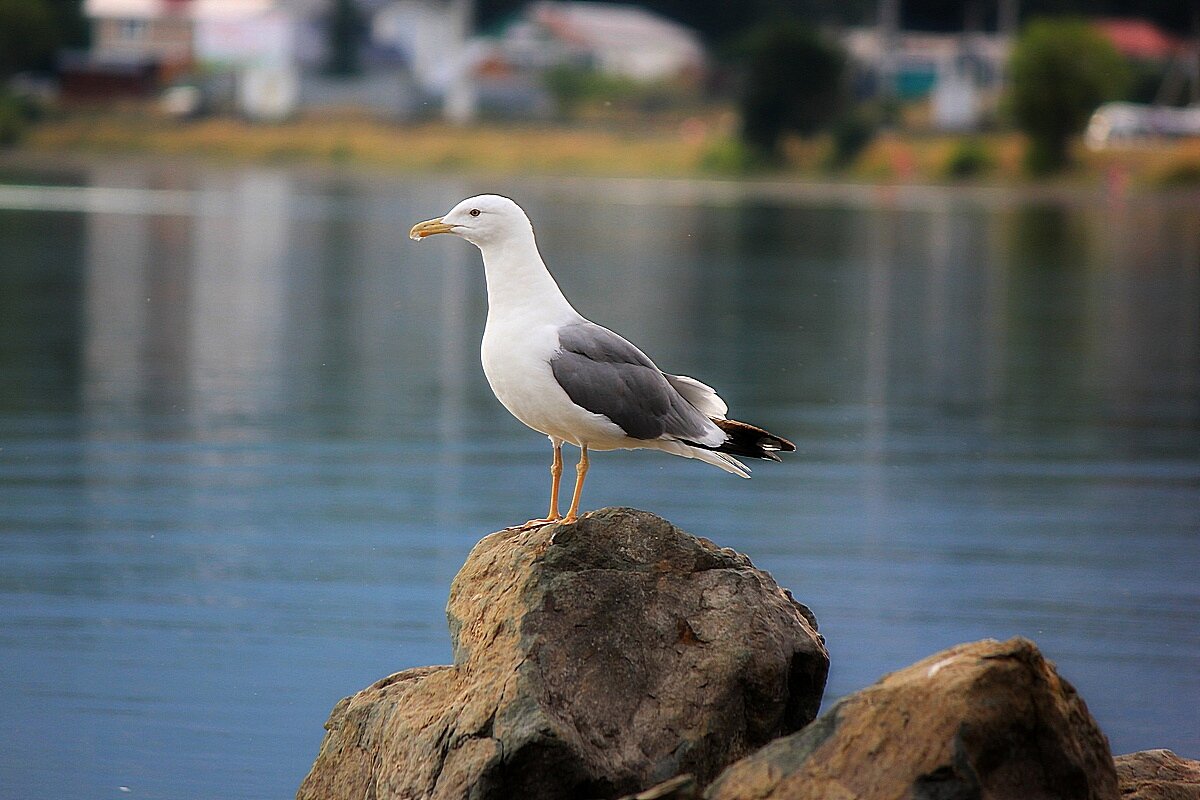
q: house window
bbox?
[117,18,148,41]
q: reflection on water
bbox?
[0,165,1197,800]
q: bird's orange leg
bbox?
[511,439,563,530]
[546,441,563,520]
[561,445,589,523]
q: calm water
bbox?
[1,163,1197,799]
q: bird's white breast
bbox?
[472,224,630,449]
[481,312,627,448]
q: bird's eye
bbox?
[469,208,481,217]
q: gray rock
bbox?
[1115,750,1200,800]
[297,507,828,800]
[705,637,1119,800]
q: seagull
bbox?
[410,195,794,528]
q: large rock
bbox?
[297,507,829,800]
[1115,750,1200,800]
[705,637,1118,800]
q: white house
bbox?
[83,0,302,70]
[842,27,1010,130]
[82,0,306,117]
[525,1,704,82]
[435,2,705,123]
[372,0,472,93]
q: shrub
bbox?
[943,138,994,179]
[826,110,877,170]
[699,136,765,174]
[0,90,36,146]
[1155,161,1200,187]
[1008,18,1129,174]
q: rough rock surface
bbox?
[297,507,828,800]
[705,637,1118,800]
[1115,750,1200,800]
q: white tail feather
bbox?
[665,374,728,419]
[650,439,751,478]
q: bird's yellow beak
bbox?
[409,217,455,241]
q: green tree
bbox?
[736,21,847,160]
[0,0,59,78]
[1008,18,1129,173]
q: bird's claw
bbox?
[505,511,583,534]
[506,516,561,532]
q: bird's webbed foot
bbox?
[505,515,561,532]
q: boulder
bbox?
[705,637,1118,800]
[297,507,828,800]
[1115,750,1200,800]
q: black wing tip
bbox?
[712,419,795,462]
[766,435,797,453]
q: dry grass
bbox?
[18,108,1200,188]
[1081,138,1200,187]
[850,132,1027,182]
[23,111,717,177]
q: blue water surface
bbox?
[0,165,1197,799]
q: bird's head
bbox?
[409,194,533,249]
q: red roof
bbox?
[1093,18,1182,60]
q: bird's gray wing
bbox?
[550,321,722,445]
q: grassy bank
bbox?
[10,108,1200,188]
[18,110,713,177]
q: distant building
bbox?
[1092,18,1184,62]
[439,1,704,123]
[1080,16,1200,146]
[1086,102,1200,148]
[86,0,199,80]
[843,28,1009,131]
[372,0,472,93]
[66,0,205,95]
[81,0,297,77]
[70,0,709,123]
[1092,18,1199,110]
[523,1,704,83]
[75,0,308,116]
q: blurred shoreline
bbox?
[1,160,1197,215]
[3,126,1199,210]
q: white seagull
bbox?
[410,195,794,528]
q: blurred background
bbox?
[0,2,1198,800]
[1,0,1199,177]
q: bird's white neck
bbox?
[477,233,578,325]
